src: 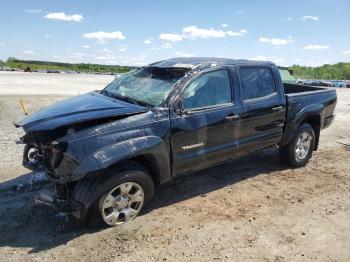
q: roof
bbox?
[149,57,275,69]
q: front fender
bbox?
[280,103,324,145]
[73,136,171,183]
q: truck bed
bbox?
[280,83,337,147]
[283,83,328,94]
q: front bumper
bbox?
[35,186,83,219]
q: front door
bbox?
[170,68,241,176]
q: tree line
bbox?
[290,62,350,80]
[1,58,134,74]
[1,58,350,80]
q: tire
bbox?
[88,163,154,227]
[279,123,315,167]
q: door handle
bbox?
[272,106,283,111]
[225,114,240,121]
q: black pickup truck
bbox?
[15,57,337,226]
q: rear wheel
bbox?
[279,123,315,167]
[91,164,154,227]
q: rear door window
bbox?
[239,67,276,100]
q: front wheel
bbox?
[92,164,154,227]
[279,123,315,167]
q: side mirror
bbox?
[175,100,184,114]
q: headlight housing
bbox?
[49,142,67,168]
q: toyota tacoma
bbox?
[15,57,337,226]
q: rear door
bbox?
[235,66,286,155]
[170,68,241,176]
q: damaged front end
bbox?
[19,135,84,218]
[23,140,63,171]
[15,91,149,219]
[34,184,82,219]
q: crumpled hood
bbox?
[16,91,148,133]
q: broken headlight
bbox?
[49,142,67,168]
[23,144,44,170]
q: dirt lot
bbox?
[0,72,349,261]
[0,71,113,95]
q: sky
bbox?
[0,0,349,67]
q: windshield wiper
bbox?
[101,90,153,107]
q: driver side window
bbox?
[182,69,232,109]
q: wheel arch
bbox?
[72,159,155,223]
[72,135,172,184]
[280,103,324,150]
[300,115,321,150]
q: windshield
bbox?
[103,67,187,106]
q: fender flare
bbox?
[73,135,171,184]
[280,103,324,146]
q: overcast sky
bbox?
[0,0,349,66]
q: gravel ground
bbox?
[0,71,113,178]
[0,72,349,261]
[0,71,113,95]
